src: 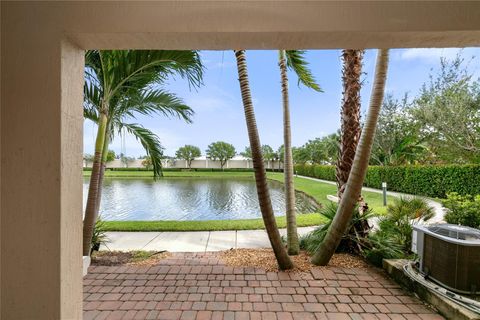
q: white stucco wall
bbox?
[84,158,283,169]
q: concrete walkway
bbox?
[102,227,316,252]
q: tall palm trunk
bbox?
[336,49,363,197]
[235,50,294,270]
[83,111,108,256]
[94,132,110,216]
[311,49,389,266]
[279,50,299,255]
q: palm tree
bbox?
[336,49,364,198]
[278,50,321,255]
[235,50,293,270]
[82,50,203,255]
[311,49,390,266]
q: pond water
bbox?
[83,177,320,221]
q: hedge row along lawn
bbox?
[294,163,480,198]
[83,169,394,231]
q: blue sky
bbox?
[83,48,480,157]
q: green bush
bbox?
[294,164,480,198]
[365,197,434,267]
[91,217,109,254]
[443,193,480,228]
[299,203,376,255]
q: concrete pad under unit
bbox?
[142,231,210,252]
[101,232,160,251]
[206,231,236,251]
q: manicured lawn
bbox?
[102,213,327,232]
[267,173,394,215]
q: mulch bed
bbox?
[91,248,369,271]
[91,251,171,266]
[220,248,369,272]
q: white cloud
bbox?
[398,48,462,62]
[185,96,229,112]
[184,84,236,112]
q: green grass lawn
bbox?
[266,172,394,215]
[102,213,326,232]
[85,169,394,231]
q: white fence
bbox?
[84,157,283,170]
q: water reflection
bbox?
[83,177,320,221]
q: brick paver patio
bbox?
[83,252,444,320]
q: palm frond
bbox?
[84,105,99,123]
[115,89,194,123]
[104,50,204,99]
[285,50,322,92]
[120,123,164,178]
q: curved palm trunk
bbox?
[279,50,299,255]
[235,50,294,270]
[94,132,111,217]
[311,49,389,266]
[83,112,108,256]
[336,49,363,197]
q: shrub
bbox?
[443,193,480,228]
[364,233,404,267]
[294,164,480,198]
[91,217,109,254]
[299,203,376,255]
[365,197,434,266]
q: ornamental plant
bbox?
[443,192,480,228]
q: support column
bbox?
[1,30,84,319]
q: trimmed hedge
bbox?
[294,164,480,198]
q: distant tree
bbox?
[240,146,252,159]
[276,145,284,170]
[371,94,428,165]
[119,153,135,168]
[277,145,285,163]
[106,150,116,162]
[83,153,94,163]
[261,145,275,169]
[175,145,201,168]
[322,133,340,165]
[292,134,339,166]
[141,156,153,170]
[410,54,480,163]
[292,146,310,165]
[241,145,282,169]
[303,138,329,164]
[206,141,236,169]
